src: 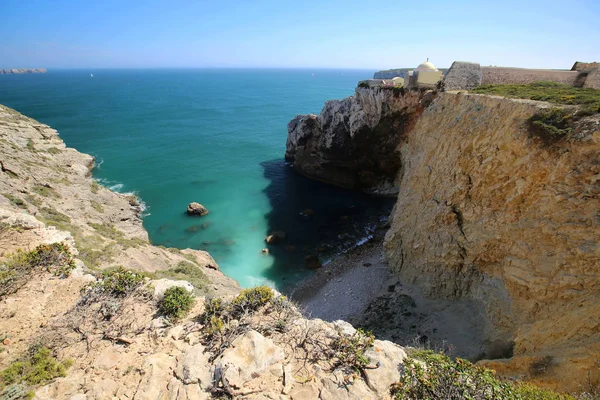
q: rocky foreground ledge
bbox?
[0,105,413,399]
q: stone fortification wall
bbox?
[443,61,482,91]
[583,68,600,89]
[481,67,578,85]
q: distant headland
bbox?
[0,68,47,74]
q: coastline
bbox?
[290,223,489,360]
[289,226,392,322]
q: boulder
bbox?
[215,330,284,392]
[176,344,212,388]
[305,254,322,269]
[443,61,482,91]
[187,202,209,216]
[265,231,286,245]
[363,340,407,396]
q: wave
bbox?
[94,157,104,170]
[94,178,151,218]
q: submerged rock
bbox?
[305,254,322,269]
[265,231,286,245]
[186,202,209,216]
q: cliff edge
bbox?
[286,87,436,196]
[286,87,600,392]
[0,105,410,399]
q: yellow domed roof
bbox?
[416,60,438,72]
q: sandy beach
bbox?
[290,227,489,360]
[289,227,392,322]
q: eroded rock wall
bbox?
[286,87,436,195]
[384,92,600,390]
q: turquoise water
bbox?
[0,69,394,289]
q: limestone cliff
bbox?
[286,87,436,195]
[286,86,600,391]
[383,93,600,391]
[0,105,409,399]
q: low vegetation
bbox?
[200,286,297,359]
[472,82,600,113]
[3,193,27,209]
[331,328,375,375]
[90,181,101,194]
[390,349,574,400]
[85,266,145,296]
[0,346,73,398]
[527,108,574,145]
[88,222,146,248]
[154,261,209,295]
[90,200,104,213]
[37,207,72,231]
[0,242,76,299]
[159,286,195,320]
[31,185,59,198]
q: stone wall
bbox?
[443,61,482,91]
[583,68,600,89]
[481,67,578,85]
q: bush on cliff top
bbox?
[0,346,73,396]
[159,286,195,320]
[391,350,574,400]
[472,82,600,113]
[0,242,75,299]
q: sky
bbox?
[0,0,599,70]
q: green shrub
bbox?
[230,286,274,315]
[88,267,145,296]
[90,181,101,194]
[0,346,73,392]
[527,108,573,144]
[358,81,370,89]
[159,286,194,320]
[25,242,76,277]
[390,350,573,400]
[331,328,375,375]
[0,242,75,298]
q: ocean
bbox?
[0,69,394,289]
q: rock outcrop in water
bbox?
[0,105,410,399]
[286,87,436,195]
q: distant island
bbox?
[0,68,47,74]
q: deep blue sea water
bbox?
[0,69,394,289]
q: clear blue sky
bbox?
[1,0,598,69]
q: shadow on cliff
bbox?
[258,158,395,292]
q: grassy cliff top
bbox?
[472,82,600,112]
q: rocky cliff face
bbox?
[286,87,436,195]
[384,93,600,390]
[0,105,409,399]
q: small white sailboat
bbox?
[90,73,94,78]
